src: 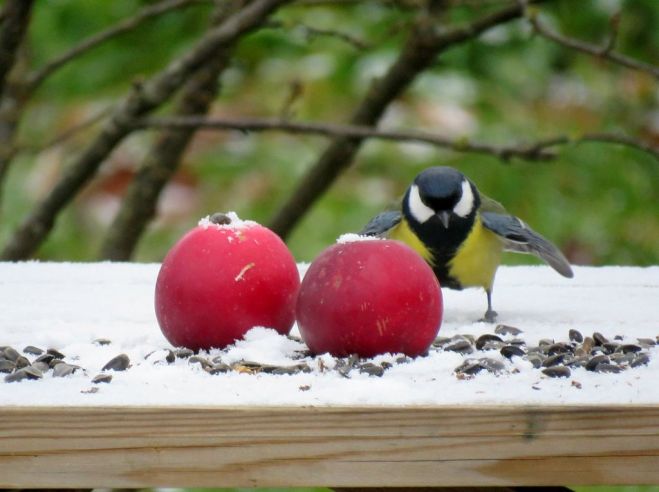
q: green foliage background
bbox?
[1,0,657,265]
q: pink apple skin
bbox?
[296,240,443,358]
[155,223,299,351]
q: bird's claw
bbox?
[480,309,498,323]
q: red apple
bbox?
[296,238,442,358]
[155,213,300,351]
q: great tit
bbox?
[360,166,573,322]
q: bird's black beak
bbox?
[438,211,450,228]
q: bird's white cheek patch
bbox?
[407,185,434,223]
[453,179,474,218]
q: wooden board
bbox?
[1,405,658,488]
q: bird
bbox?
[360,166,573,322]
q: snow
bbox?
[0,262,658,407]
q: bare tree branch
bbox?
[1,0,291,261]
[26,0,208,92]
[99,2,241,261]
[267,0,547,239]
[522,3,659,79]
[137,115,561,159]
[0,0,34,97]
[137,115,659,161]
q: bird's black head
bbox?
[403,166,480,228]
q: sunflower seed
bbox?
[595,362,624,374]
[205,363,231,374]
[358,363,384,377]
[49,358,65,369]
[23,345,44,356]
[495,324,523,336]
[478,358,506,374]
[47,348,65,360]
[539,338,554,347]
[527,354,543,369]
[581,337,594,353]
[542,366,571,378]
[15,356,29,369]
[455,359,485,375]
[0,359,15,373]
[631,354,650,368]
[569,329,583,343]
[53,363,80,378]
[593,332,608,346]
[432,336,452,347]
[500,345,525,359]
[603,342,620,354]
[35,353,55,364]
[102,354,130,372]
[542,354,565,367]
[31,361,50,373]
[586,354,610,371]
[444,340,473,354]
[476,334,503,350]
[2,347,19,362]
[93,338,112,346]
[637,338,656,347]
[620,344,642,354]
[188,356,212,369]
[547,343,572,355]
[175,348,194,359]
[92,373,113,384]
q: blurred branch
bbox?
[0,0,33,97]
[522,2,659,79]
[1,0,291,261]
[138,115,659,161]
[26,0,208,92]
[99,2,240,261]
[267,0,547,239]
[138,115,560,160]
[281,21,372,50]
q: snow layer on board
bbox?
[0,262,657,407]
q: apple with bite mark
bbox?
[296,237,443,358]
[155,212,300,351]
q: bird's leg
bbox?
[481,288,498,323]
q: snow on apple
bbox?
[155,213,300,351]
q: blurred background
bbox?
[0,0,657,265]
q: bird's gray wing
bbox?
[481,211,574,278]
[359,210,402,237]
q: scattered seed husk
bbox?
[432,336,451,347]
[586,354,610,372]
[631,354,650,368]
[81,387,99,394]
[53,363,80,378]
[23,345,44,356]
[494,324,523,336]
[359,363,384,377]
[299,384,311,391]
[47,348,65,360]
[3,347,20,362]
[571,380,582,389]
[582,337,594,353]
[5,365,43,383]
[527,354,543,369]
[475,334,503,351]
[35,353,55,364]
[92,373,113,384]
[175,348,194,359]
[165,350,176,364]
[637,338,656,347]
[93,338,112,346]
[102,354,130,372]
[542,354,565,367]
[547,343,572,355]
[188,355,212,369]
[396,355,412,364]
[15,356,30,369]
[595,362,624,374]
[205,363,231,374]
[569,329,583,343]
[542,365,571,378]
[0,359,15,373]
[593,332,608,346]
[538,338,554,347]
[31,361,50,373]
[455,359,485,376]
[444,339,473,354]
[49,358,65,369]
[500,345,525,359]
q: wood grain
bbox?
[0,405,657,488]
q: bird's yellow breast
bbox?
[388,218,435,263]
[448,216,502,290]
